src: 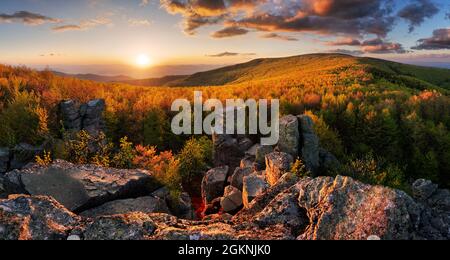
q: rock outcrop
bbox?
[0,195,79,240]
[201,166,228,205]
[242,174,269,209]
[80,196,170,218]
[1,160,160,212]
[0,148,10,174]
[59,99,106,136]
[298,115,320,173]
[278,115,300,157]
[212,134,245,170]
[265,152,294,186]
[220,186,243,213]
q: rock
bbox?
[0,148,10,173]
[59,99,106,136]
[240,157,255,169]
[278,115,300,157]
[298,115,320,174]
[10,143,43,170]
[254,183,308,236]
[203,213,233,222]
[2,160,160,212]
[297,176,420,240]
[242,174,269,209]
[212,133,245,169]
[238,137,254,152]
[319,148,340,171]
[230,167,254,191]
[60,100,82,131]
[201,166,228,205]
[67,235,81,240]
[0,177,5,199]
[265,152,294,186]
[204,198,222,216]
[412,180,450,240]
[82,99,106,136]
[220,186,243,213]
[80,196,170,218]
[412,179,439,202]
[151,188,195,220]
[0,195,79,240]
[255,145,274,166]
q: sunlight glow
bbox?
[135,54,152,68]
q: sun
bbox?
[135,54,152,68]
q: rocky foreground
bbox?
[0,111,449,240]
[0,160,449,240]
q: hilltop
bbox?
[135,53,450,92]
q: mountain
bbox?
[52,71,135,83]
[122,75,188,86]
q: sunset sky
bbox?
[1,0,450,77]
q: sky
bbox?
[0,0,450,78]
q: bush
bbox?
[291,158,311,178]
[177,136,213,184]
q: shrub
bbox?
[35,150,52,166]
[112,137,135,169]
[177,136,213,184]
[291,158,311,178]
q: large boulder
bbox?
[81,99,106,136]
[265,152,294,186]
[278,115,300,157]
[298,115,320,174]
[212,134,245,170]
[80,196,170,218]
[0,148,10,174]
[0,195,79,240]
[230,167,254,191]
[2,160,160,212]
[59,99,106,136]
[297,176,420,240]
[319,148,340,172]
[152,188,195,220]
[60,100,82,131]
[220,186,243,213]
[412,179,450,240]
[10,143,43,170]
[201,166,229,205]
[242,174,269,209]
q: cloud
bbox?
[206,51,256,57]
[160,0,398,39]
[327,49,364,56]
[211,26,249,38]
[361,38,407,54]
[0,11,60,25]
[52,17,112,32]
[260,33,298,41]
[140,0,150,6]
[412,28,450,50]
[398,0,439,32]
[327,37,362,46]
[128,18,151,27]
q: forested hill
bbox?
[164,54,450,92]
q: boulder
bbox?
[297,176,420,240]
[278,115,300,157]
[220,186,243,213]
[212,133,245,169]
[242,174,269,209]
[254,183,308,236]
[298,115,320,174]
[81,99,106,136]
[0,148,10,173]
[240,157,255,169]
[2,160,160,212]
[80,196,171,218]
[230,167,254,191]
[0,195,79,240]
[255,145,274,166]
[0,177,6,199]
[265,152,294,186]
[151,188,195,220]
[59,99,106,136]
[238,137,254,152]
[412,179,450,240]
[59,100,82,131]
[10,143,43,170]
[204,198,222,216]
[201,166,229,204]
